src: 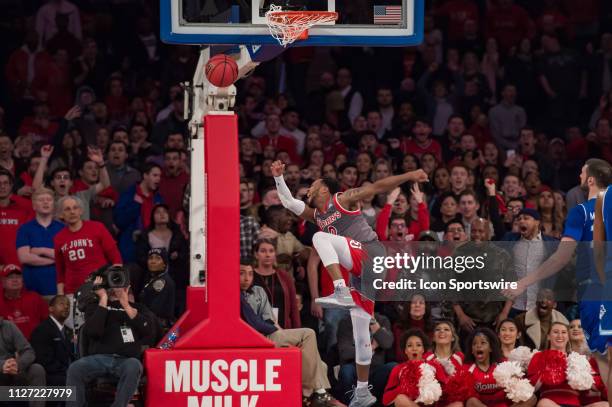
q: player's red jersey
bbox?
[0,197,34,265]
[465,363,511,407]
[54,220,122,294]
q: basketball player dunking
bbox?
[271,160,428,407]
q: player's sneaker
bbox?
[315,286,356,309]
[347,386,376,407]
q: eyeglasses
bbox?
[54,174,71,181]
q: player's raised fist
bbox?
[270,160,285,177]
[409,169,428,183]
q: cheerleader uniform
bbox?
[465,363,511,407]
[527,350,581,406]
[424,351,466,406]
[383,360,447,406]
[579,357,608,405]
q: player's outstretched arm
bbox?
[271,160,315,222]
[594,191,606,284]
[338,169,428,209]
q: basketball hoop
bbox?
[265,4,338,47]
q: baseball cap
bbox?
[517,208,541,221]
[1,264,22,278]
[148,248,169,265]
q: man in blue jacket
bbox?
[113,163,162,262]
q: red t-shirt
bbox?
[1,289,49,340]
[401,138,443,163]
[0,198,34,266]
[159,170,189,218]
[259,134,301,164]
[54,220,122,294]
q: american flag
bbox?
[373,5,402,24]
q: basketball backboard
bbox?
[161,0,424,46]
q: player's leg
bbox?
[312,231,357,308]
[348,307,376,407]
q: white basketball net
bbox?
[265,4,338,47]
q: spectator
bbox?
[239,260,340,406]
[488,84,527,150]
[338,162,358,191]
[514,288,568,350]
[30,294,75,386]
[105,140,141,195]
[35,0,82,45]
[337,311,395,405]
[114,162,163,263]
[457,190,480,235]
[66,277,154,407]
[401,118,443,162]
[16,187,63,298]
[449,164,469,196]
[485,0,534,54]
[0,264,49,340]
[0,317,46,406]
[503,208,558,314]
[158,148,188,218]
[391,294,433,362]
[134,203,187,301]
[252,238,300,329]
[281,108,307,155]
[336,68,363,127]
[5,30,52,104]
[0,169,33,266]
[33,144,111,221]
[259,114,300,164]
[138,248,175,328]
[54,195,122,330]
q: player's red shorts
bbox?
[341,237,386,316]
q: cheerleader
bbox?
[383,328,443,406]
[424,320,465,407]
[568,319,589,356]
[527,321,608,407]
[498,319,523,359]
[465,328,536,407]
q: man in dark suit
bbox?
[30,295,75,387]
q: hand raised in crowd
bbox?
[410,183,424,204]
[457,311,476,333]
[96,196,115,208]
[40,144,54,159]
[386,187,401,205]
[64,105,82,121]
[484,178,497,197]
[87,145,105,166]
[270,160,285,177]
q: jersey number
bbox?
[349,239,362,249]
[68,249,86,261]
[328,226,337,235]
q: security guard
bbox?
[138,248,176,328]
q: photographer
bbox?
[66,272,155,407]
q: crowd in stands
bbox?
[1,0,612,406]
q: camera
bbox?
[76,265,130,312]
[93,265,130,289]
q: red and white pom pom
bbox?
[494,361,535,403]
[509,346,537,371]
[566,352,595,391]
[415,363,442,405]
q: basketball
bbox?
[205,54,239,87]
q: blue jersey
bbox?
[563,198,595,283]
[604,186,612,241]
